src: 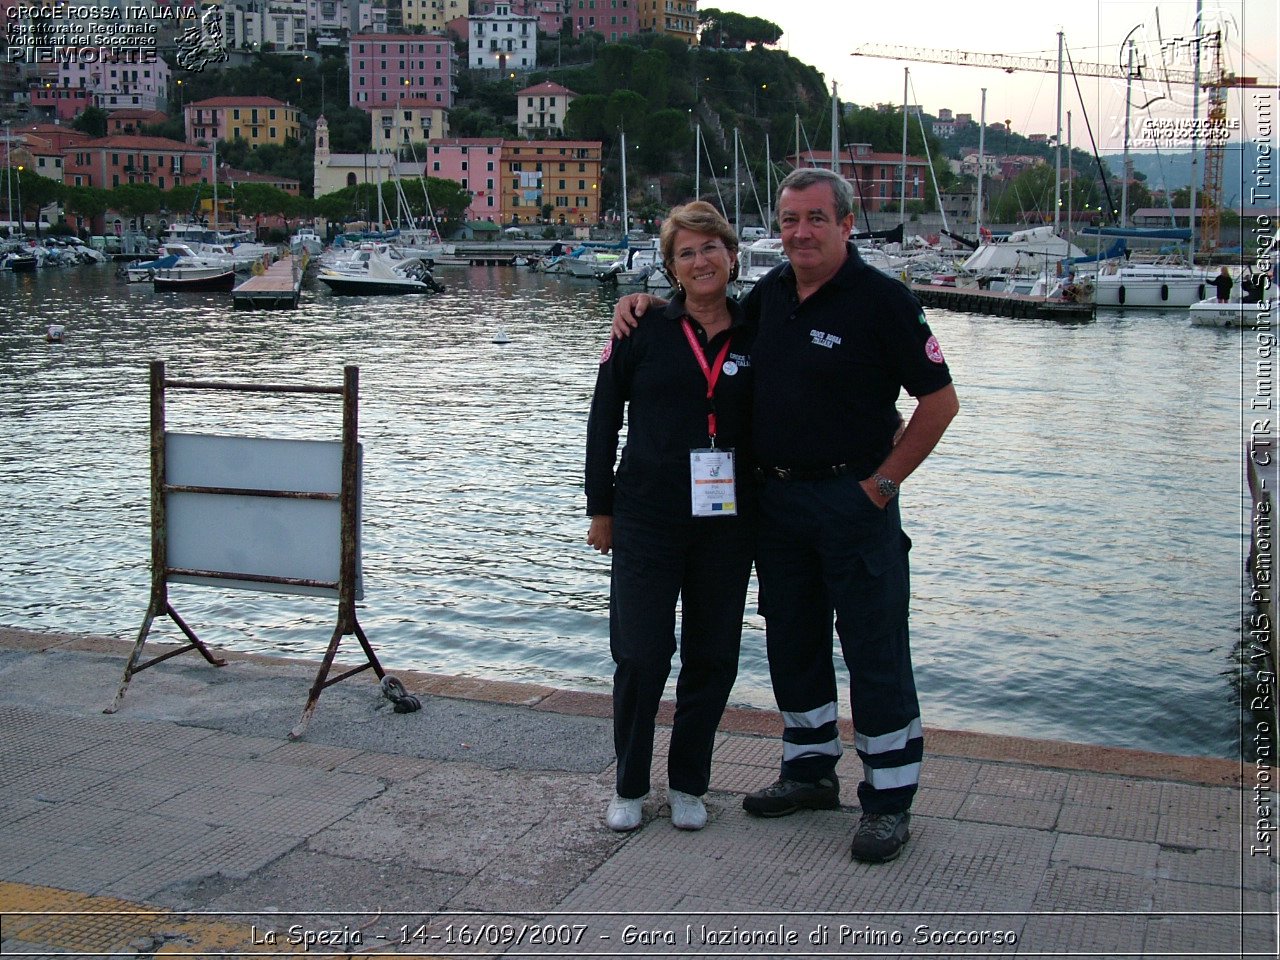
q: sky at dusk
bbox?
[710,1,1277,149]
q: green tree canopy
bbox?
[229,182,294,219]
[64,185,111,225]
[698,8,784,48]
[110,182,165,218]
[71,106,108,138]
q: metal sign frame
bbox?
[105,360,385,739]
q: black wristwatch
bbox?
[872,473,899,499]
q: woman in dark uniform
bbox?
[585,202,755,832]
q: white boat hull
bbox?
[1188,297,1256,328]
[1093,270,1212,308]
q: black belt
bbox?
[756,463,853,482]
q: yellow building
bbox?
[500,140,602,225]
[401,0,468,34]
[637,0,698,45]
[184,97,302,146]
[370,99,451,151]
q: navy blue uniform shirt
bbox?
[586,296,756,522]
[742,242,952,474]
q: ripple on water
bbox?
[0,266,1246,757]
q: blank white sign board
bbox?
[164,433,362,598]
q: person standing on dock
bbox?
[611,168,959,864]
[587,202,755,835]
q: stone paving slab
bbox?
[0,630,1274,960]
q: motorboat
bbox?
[562,247,627,279]
[736,236,787,292]
[125,254,181,282]
[151,263,236,291]
[599,243,665,288]
[1189,294,1257,328]
[289,229,325,257]
[162,223,276,269]
[316,245,444,295]
[1093,259,1214,308]
[2,250,37,271]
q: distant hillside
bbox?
[1099,144,1256,205]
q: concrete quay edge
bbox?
[0,625,1241,787]
[0,624,1274,960]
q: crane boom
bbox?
[851,43,1199,85]
[851,41,1263,252]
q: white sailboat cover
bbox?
[962,227,1086,273]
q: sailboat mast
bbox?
[1121,40,1135,228]
[976,87,986,239]
[211,139,218,231]
[830,82,839,173]
[899,68,908,221]
[1188,0,1202,265]
[733,127,740,237]
[765,135,773,236]
[695,125,701,199]
[1053,31,1063,237]
[620,127,628,237]
[1067,110,1073,235]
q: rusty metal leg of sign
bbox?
[290,366,385,740]
[108,361,229,714]
[105,600,228,714]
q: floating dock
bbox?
[911,283,1095,321]
[231,256,303,310]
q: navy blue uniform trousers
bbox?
[610,509,754,799]
[755,474,922,815]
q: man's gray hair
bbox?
[777,167,855,222]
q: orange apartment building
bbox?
[62,135,213,191]
[500,139,602,225]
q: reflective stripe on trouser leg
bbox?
[854,716,923,795]
[828,513,922,815]
[755,492,842,783]
[780,701,844,768]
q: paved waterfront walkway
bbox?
[0,626,1274,958]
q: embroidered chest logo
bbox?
[809,330,842,349]
[725,352,751,373]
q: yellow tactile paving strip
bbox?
[0,881,449,958]
[0,881,272,955]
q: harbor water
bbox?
[0,262,1248,758]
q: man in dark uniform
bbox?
[739,168,958,864]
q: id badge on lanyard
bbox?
[681,319,737,517]
[690,447,737,516]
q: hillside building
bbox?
[516,81,576,138]
[184,97,302,147]
[568,0,638,41]
[348,33,458,111]
[468,8,540,71]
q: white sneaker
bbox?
[669,789,707,831]
[606,794,646,832]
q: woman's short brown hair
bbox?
[659,201,739,275]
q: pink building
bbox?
[424,137,504,220]
[568,0,637,40]
[29,83,93,122]
[348,33,458,112]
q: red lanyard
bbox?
[681,319,733,445]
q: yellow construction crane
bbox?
[852,41,1261,252]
